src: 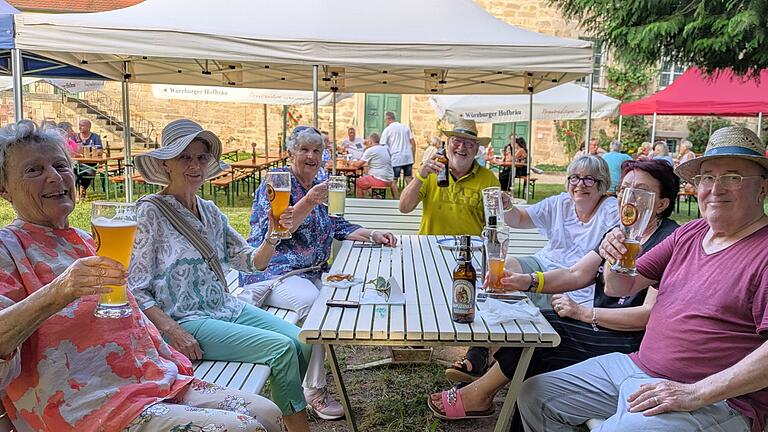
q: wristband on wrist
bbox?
[535,271,545,294]
[368,230,379,243]
[265,237,280,247]
[414,172,428,182]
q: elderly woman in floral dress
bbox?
[0,121,282,432]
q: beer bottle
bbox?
[452,235,477,323]
[436,144,450,188]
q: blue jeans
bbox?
[180,304,311,416]
[518,352,751,432]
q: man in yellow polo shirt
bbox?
[399,119,499,235]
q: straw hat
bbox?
[134,119,228,186]
[442,118,491,146]
[675,126,768,183]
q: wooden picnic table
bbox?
[299,235,560,432]
[72,154,129,200]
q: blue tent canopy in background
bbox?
[0,0,105,79]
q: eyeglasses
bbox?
[691,174,766,190]
[176,153,213,165]
[567,175,598,187]
[448,136,478,148]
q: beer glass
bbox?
[611,188,656,276]
[482,187,515,227]
[327,175,347,217]
[482,225,510,292]
[91,201,137,318]
[266,171,292,240]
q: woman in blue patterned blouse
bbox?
[240,125,397,417]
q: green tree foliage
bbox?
[549,0,768,77]
[555,120,585,158]
[687,118,733,152]
[604,65,653,154]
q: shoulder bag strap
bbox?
[139,196,229,289]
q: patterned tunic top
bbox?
[0,220,193,432]
[240,167,361,284]
[129,194,261,323]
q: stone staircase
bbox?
[62,91,158,148]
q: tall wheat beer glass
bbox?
[327,175,347,217]
[611,188,655,276]
[91,201,137,318]
[267,171,292,240]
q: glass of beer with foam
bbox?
[91,201,137,318]
[482,224,510,292]
[611,188,656,276]
[327,175,347,217]
[266,171,292,240]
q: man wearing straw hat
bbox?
[519,126,768,432]
[399,118,499,235]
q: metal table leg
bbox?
[494,347,534,432]
[327,344,358,432]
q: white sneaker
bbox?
[304,387,345,420]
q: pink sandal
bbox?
[427,387,495,420]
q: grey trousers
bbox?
[518,352,752,432]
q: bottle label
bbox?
[452,279,475,314]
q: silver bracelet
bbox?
[591,308,599,331]
[265,237,280,247]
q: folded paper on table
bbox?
[479,298,545,325]
[359,277,406,305]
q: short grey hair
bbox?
[385,111,396,121]
[369,133,380,143]
[430,136,441,146]
[0,120,70,190]
[680,139,693,150]
[285,126,323,153]
[566,155,611,195]
[654,141,669,156]
[609,140,622,152]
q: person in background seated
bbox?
[514,137,529,178]
[352,133,396,198]
[652,140,674,166]
[0,120,282,432]
[446,155,617,381]
[399,118,499,235]
[340,127,365,160]
[498,142,515,192]
[57,121,79,156]
[676,139,696,166]
[240,125,396,420]
[636,141,653,161]
[421,136,441,166]
[520,126,768,432]
[430,160,680,430]
[602,139,633,193]
[74,119,103,200]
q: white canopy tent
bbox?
[14,0,592,94]
[11,0,594,202]
[429,83,620,123]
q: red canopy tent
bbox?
[620,67,767,141]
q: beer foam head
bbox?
[92,216,137,227]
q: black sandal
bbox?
[444,347,489,383]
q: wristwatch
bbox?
[527,273,537,292]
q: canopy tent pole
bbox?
[757,112,762,138]
[617,115,623,144]
[584,73,594,147]
[332,90,337,175]
[121,62,134,202]
[282,105,288,153]
[312,65,319,129]
[263,103,269,159]
[11,48,23,122]
[524,89,533,200]
[650,113,657,142]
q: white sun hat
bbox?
[134,119,228,186]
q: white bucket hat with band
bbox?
[442,118,491,146]
[134,119,228,186]
[675,126,768,183]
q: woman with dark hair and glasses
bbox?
[446,155,618,383]
[431,160,680,427]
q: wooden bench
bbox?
[210,169,253,206]
[343,198,548,256]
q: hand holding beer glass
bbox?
[327,175,347,217]
[482,224,510,292]
[482,187,516,227]
[610,188,655,276]
[266,171,292,240]
[91,201,137,318]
